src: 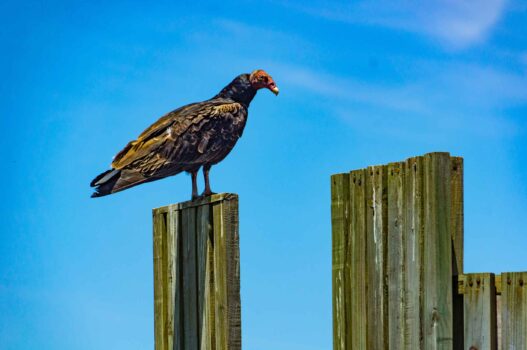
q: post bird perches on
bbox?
[90,70,279,199]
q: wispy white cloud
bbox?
[281,0,507,49]
[274,61,525,139]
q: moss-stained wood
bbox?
[332,152,465,350]
[463,273,497,350]
[450,157,464,350]
[153,212,167,350]
[182,206,199,350]
[349,169,368,350]
[501,272,527,350]
[212,195,241,350]
[422,152,453,350]
[167,208,181,350]
[365,166,388,350]
[331,173,350,350]
[404,156,424,350]
[153,193,240,350]
[387,162,406,350]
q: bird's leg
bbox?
[202,165,216,197]
[191,171,198,200]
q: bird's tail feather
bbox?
[90,168,153,198]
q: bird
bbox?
[90,69,279,199]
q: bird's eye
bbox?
[261,76,268,82]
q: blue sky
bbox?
[1,1,526,349]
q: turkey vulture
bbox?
[90,69,279,199]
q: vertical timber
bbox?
[332,152,461,350]
[463,273,497,350]
[152,193,241,350]
[501,272,527,349]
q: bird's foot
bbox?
[201,190,217,197]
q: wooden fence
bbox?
[152,193,241,350]
[331,152,527,350]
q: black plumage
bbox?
[90,69,279,199]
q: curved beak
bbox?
[270,86,279,96]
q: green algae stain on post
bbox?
[152,193,241,350]
[332,152,463,350]
[501,272,527,350]
[331,173,350,350]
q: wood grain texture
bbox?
[153,212,167,350]
[197,205,213,350]
[387,162,405,350]
[422,153,453,350]
[349,169,368,350]
[464,273,497,350]
[450,157,464,350]
[365,166,388,350]
[501,272,527,350]
[153,193,240,350]
[404,156,424,350]
[182,206,199,350]
[212,195,241,350]
[331,173,350,350]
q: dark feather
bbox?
[90,73,264,198]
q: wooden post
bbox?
[152,193,241,350]
[463,273,497,350]
[501,272,527,349]
[331,152,462,350]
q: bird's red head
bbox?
[249,69,279,96]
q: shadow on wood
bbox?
[152,193,241,350]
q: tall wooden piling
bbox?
[331,152,462,350]
[152,193,241,350]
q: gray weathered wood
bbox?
[501,272,527,350]
[197,205,213,350]
[422,152,453,350]
[463,273,497,350]
[450,157,464,350]
[332,153,468,350]
[349,169,367,350]
[212,195,241,350]
[153,193,241,350]
[182,206,198,350]
[331,173,350,350]
[167,208,181,350]
[153,212,167,350]
[404,156,423,350]
[365,166,387,350]
[387,162,405,350]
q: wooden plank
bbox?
[224,196,241,350]
[197,205,214,350]
[365,166,387,350]
[331,173,350,350]
[422,152,453,350]
[463,273,497,350]
[450,157,464,350]
[459,274,505,295]
[163,206,178,349]
[349,169,367,350]
[182,207,198,350]
[387,162,405,350]
[404,156,423,350]
[171,208,184,350]
[153,212,167,350]
[501,272,527,350]
[212,195,241,350]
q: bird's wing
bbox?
[111,100,243,170]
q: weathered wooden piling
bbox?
[331,152,527,350]
[152,193,241,350]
